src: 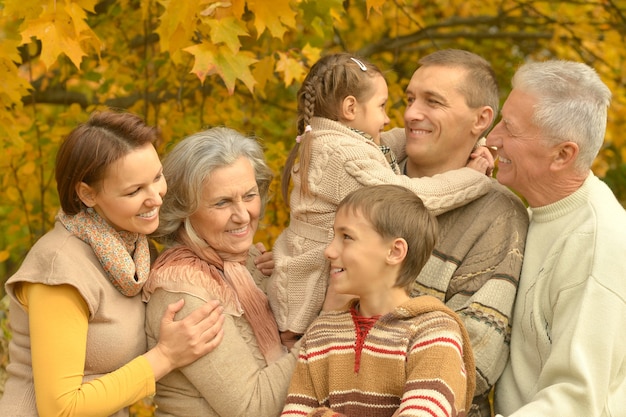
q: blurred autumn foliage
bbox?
[0,0,625,412]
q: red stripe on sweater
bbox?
[401,394,449,416]
[412,336,463,356]
[281,411,309,416]
[362,344,407,356]
[300,344,354,360]
[398,405,444,417]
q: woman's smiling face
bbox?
[189,156,261,254]
[80,143,166,234]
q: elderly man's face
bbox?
[486,88,555,206]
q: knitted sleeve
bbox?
[413,188,528,397]
[341,149,491,216]
[397,312,470,417]
[281,336,323,416]
[25,282,154,417]
[456,216,527,396]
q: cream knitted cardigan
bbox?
[267,117,493,334]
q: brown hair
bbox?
[337,184,438,291]
[419,49,499,134]
[55,110,161,215]
[281,52,384,201]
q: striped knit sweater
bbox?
[281,296,476,417]
[410,179,528,416]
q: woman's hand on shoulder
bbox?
[145,298,225,380]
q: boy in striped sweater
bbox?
[281,184,475,417]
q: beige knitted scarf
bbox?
[175,228,284,364]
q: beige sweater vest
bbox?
[0,222,146,417]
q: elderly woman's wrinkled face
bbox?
[190,156,261,254]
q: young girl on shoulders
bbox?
[266,52,492,346]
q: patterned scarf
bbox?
[56,208,150,297]
[177,228,285,364]
[347,126,399,173]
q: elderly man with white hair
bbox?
[488,60,626,417]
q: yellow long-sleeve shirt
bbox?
[0,222,155,417]
[18,283,155,417]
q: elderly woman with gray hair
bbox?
[142,127,298,417]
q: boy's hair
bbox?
[337,184,438,290]
[282,52,385,201]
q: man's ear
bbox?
[472,105,494,137]
[551,141,579,170]
[387,238,408,266]
[341,95,358,121]
[76,182,96,208]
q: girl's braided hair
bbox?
[281,52,383,201]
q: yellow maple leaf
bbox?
[212,46,257,93]
[249,0,296,39]
[365,0,386,17]
[301,43,322,66]
[251,55,276,98]
[73,0,99,14]
[275,51,305,87]
[207,16,248,53]
[0,36,24,64]
[184,42,218,84]
[65,1,94,34]
[2,0,44,19]
[0,59,32,103]
[184,42,256,93]
[20,12,83,68]
[156,0,200,54]
[19,4,100,69]
[65,0,102,59]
